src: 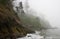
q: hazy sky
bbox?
[29,0,60,28]
[14,0,60,28]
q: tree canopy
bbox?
[0,0,35,39]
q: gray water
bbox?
[17,29,60,39]
[17,31,44,39]
[44,28,60,39]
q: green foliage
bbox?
[18,14,42,30]
[0,0,8,5]
[18,13,51,31]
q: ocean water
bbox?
[17,31,44,39]
[17,29,60,39]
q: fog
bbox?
[28,0,60,28]
[13,0,60,28]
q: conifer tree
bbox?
[0,0,35,39]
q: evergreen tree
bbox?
[0,0,35,39]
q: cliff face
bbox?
[0,0,35,39]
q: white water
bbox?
[17,31,44,39]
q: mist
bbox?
[13,0,60,28]
[28,0,60,28]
